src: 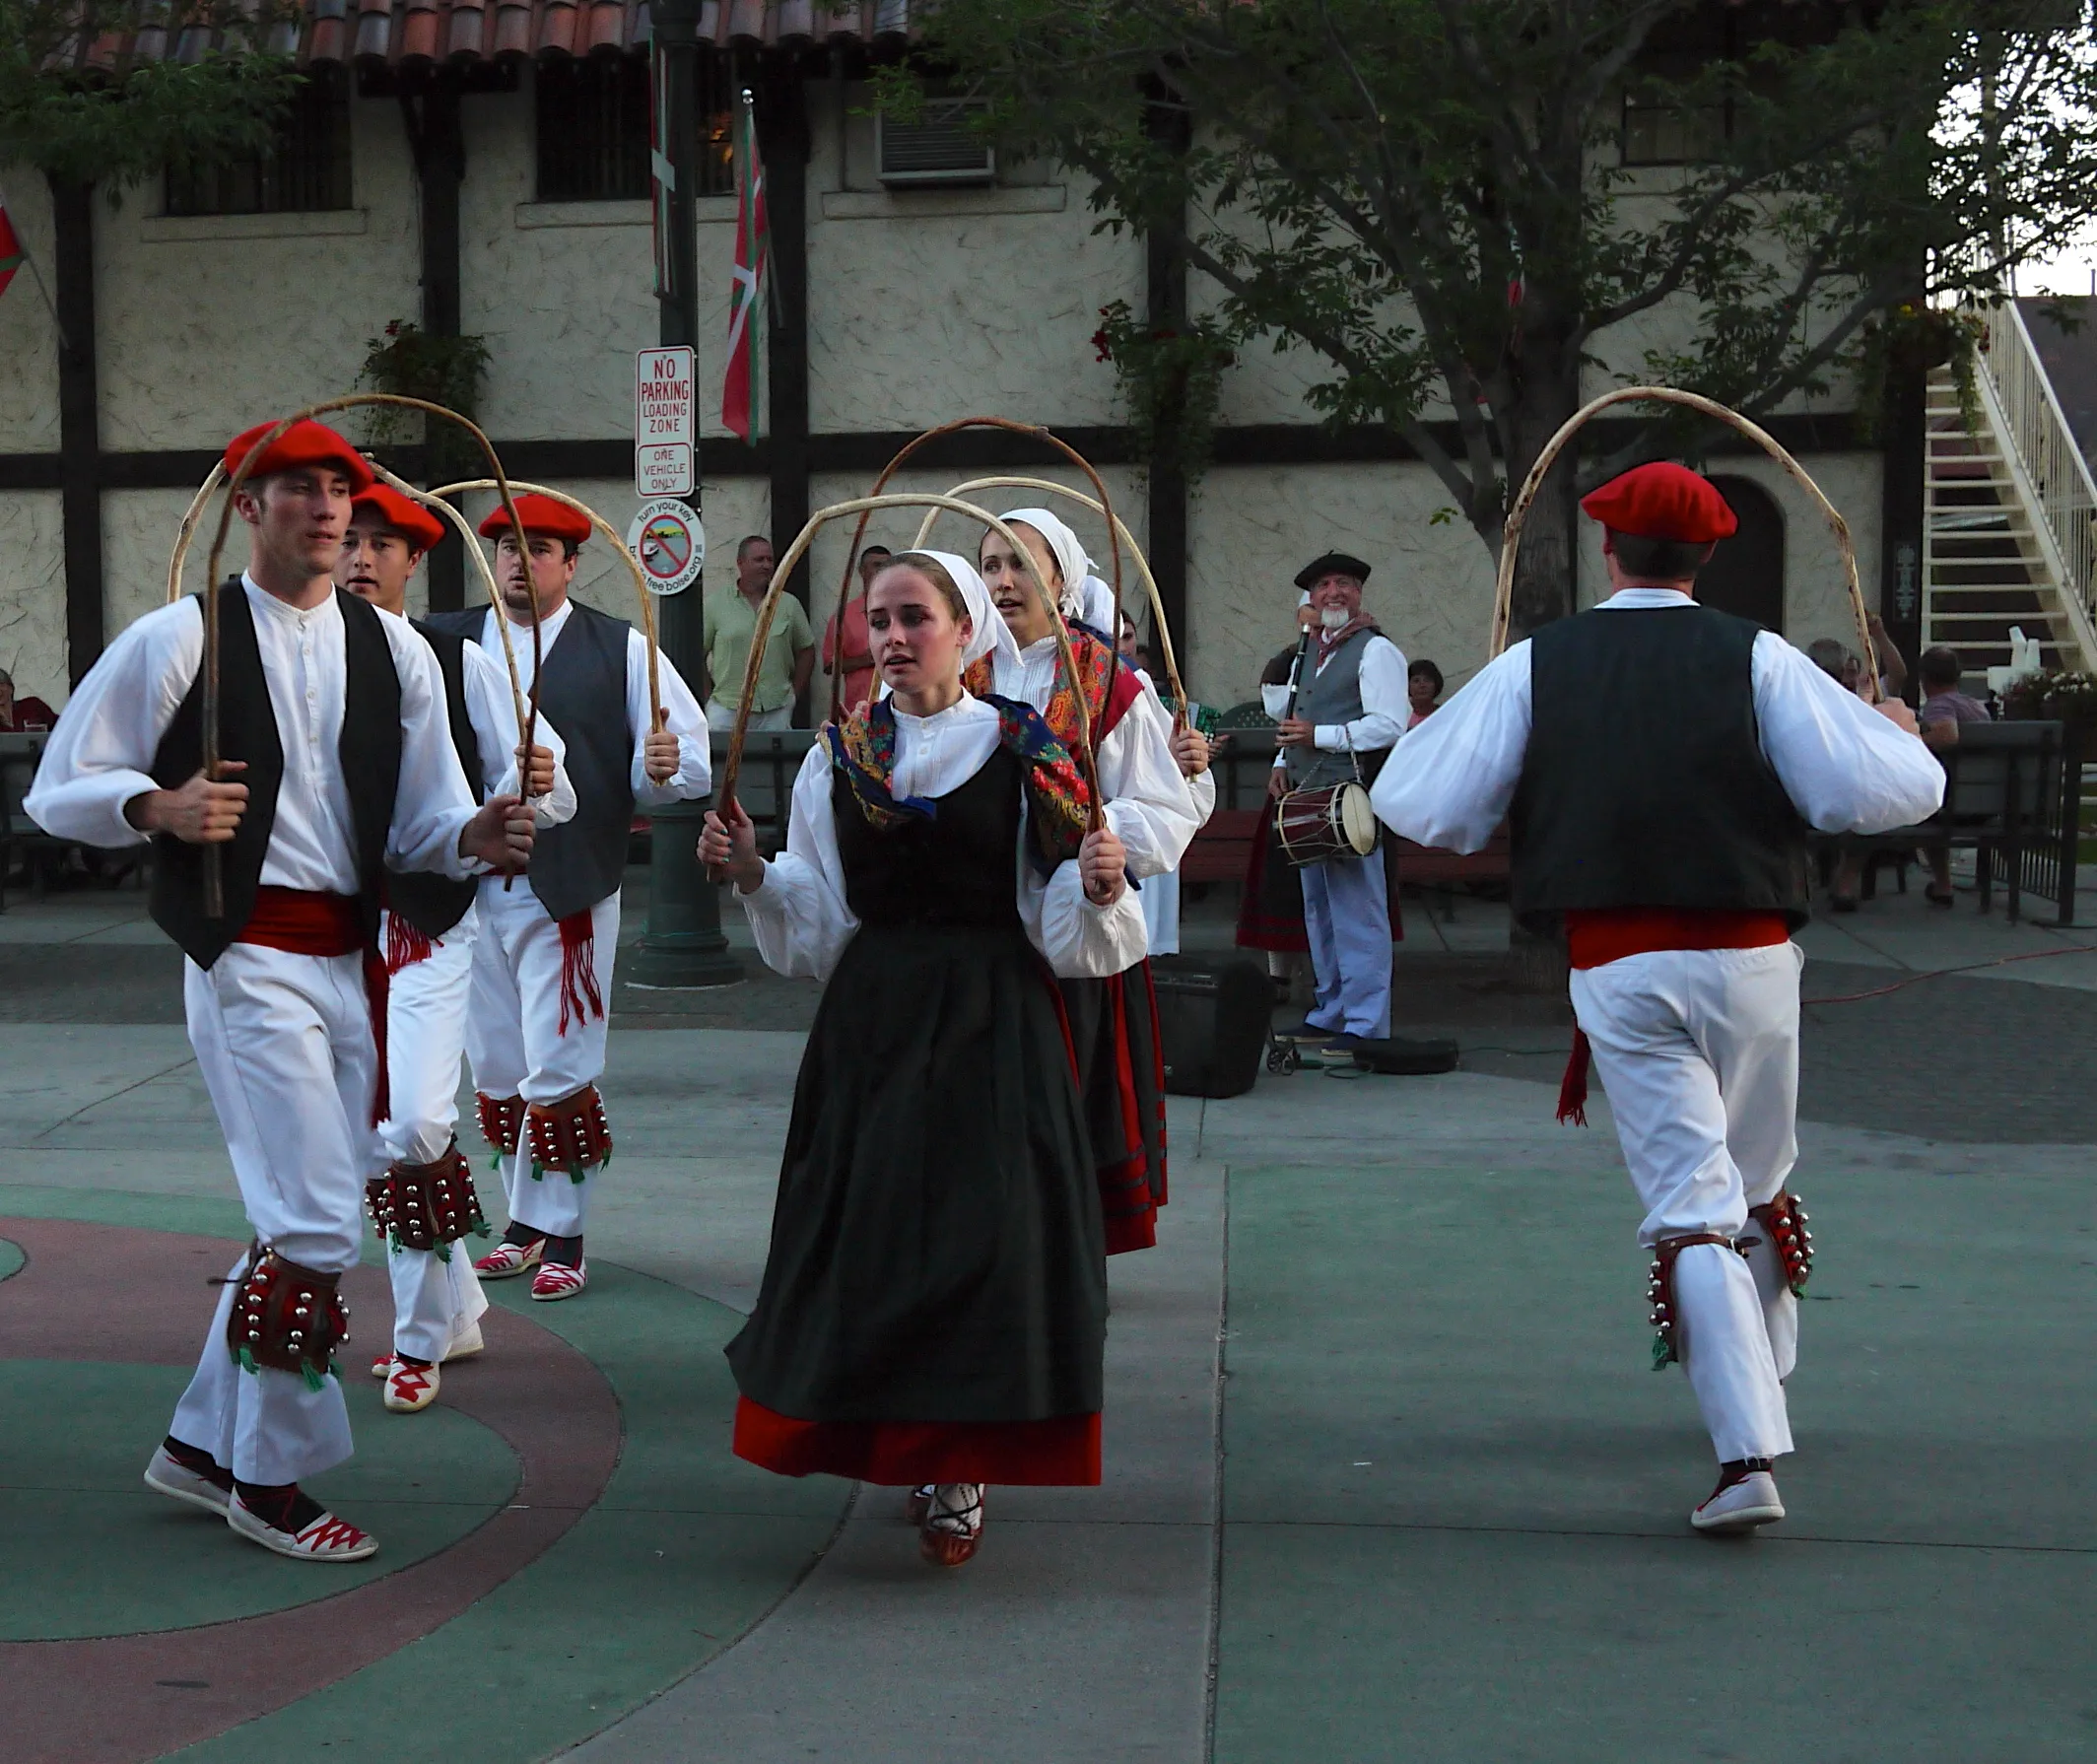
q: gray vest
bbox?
[427,601,636,921]
[1284,626,1386,789]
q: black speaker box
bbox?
[1151,954,1272,1098]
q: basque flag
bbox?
[0,191,21,300]
[722,90,768,442]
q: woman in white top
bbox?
[700,551,1144,1568]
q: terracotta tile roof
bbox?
[58,0,911,71]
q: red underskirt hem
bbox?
[1104,1208,1159,1256]
[731,1396,1103,1486]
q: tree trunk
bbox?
[1502,370,1584,641]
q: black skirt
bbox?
[727,920,1107,1430]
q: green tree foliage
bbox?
[889,1,2097,631]
[1,0,298,189]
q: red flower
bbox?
[1091,329,1113,363]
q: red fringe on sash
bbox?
[1556,1028,1591,1127]
[385,914,437,975]
[555,910,604,1036]
[732,1396,1102,1486]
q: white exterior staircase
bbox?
[1924,299,2097,680]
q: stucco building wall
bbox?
[0,492,66,702]
[0,175,60,453]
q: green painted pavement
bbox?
[0,1236,22,1281]
[1212,1163,2097,1763]
[0,1363,515,1640]
[0,1185,853,1761]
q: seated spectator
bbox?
[1406,658,1444,727]
[1917,645,1990,909]
[0,668,57,732]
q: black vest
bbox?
[383,619,485,939]
[1509,605,1811,932]
[150,580,402,967]
[427,599,635,921]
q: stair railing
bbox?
[1972,297,2097,644]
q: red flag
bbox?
[722,92,768,442]
[0,193,22,301]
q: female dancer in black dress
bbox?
[700,550,1146,1565]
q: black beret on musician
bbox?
[1294,551,1373,589]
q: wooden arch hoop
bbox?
[174,392,553,916]
[826,417,1126,721]
[429,477,662,731]
[719,492,1103,831]
[1491,385,1876,692]
[913,475,1188,718]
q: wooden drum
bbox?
[1274,780,1379,868]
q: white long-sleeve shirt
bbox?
[981,636,1201,881]
[477,599,710,805]
[1271,630,1409,769]
[1372,587,1946,852]
[29,577,479,883]
[455,637,577,833]
[739,693,1148,984]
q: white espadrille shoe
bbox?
[473,1238,543,1280]
[444,1320,486,1361]
[143,1446,232,1518]
[380,1358,440,1413]
[529,1258,587,1302]
[227,1495,378,1562]
[1691,1469,1785,1534]
[919,1483,985,1567]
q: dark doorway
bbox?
[1699,475,1786,633]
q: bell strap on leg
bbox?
[476,1092,525,1168]
[525,1085,613,1185]
[1746,1190,1813,1295]
[1647,1232,1742,1372]
[365,1141,490,1260]
[227,1248,351,1391]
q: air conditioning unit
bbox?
[876,100,996,187]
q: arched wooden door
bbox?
[1698,476,1786,634]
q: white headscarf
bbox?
[997,507,1099,626]
[911,548,1021,676]
[1076,573,1120,639]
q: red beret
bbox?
[477,493,591,546]
[1580,461,1737,544]
[350,483,447,553]
[222,419,374,494]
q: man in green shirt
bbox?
[703,534,814,730]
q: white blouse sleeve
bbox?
[461,638,576,829]
[379,613,482,879]
[1751,634,1947,832]
[1018,816,1150,979]
[631,633,712,806]
[1371,641,1532,853]
[1186,766,1217,827]
[737,741,860,981]
[25,599,200,849]
[1096,685,1203,881]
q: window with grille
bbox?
[1621,89,1730,166]
[536,52,735,202]
[166,76,353,215]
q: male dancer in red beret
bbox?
[1375,461,1943,1533]
[422,495,709,1300]
[335,485,575,1412]
[27,420,536,1561]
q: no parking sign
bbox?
[626,499,706,596]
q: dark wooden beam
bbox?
[48,174,103,686]
[758,70,812,616]
[1877,357,1927,693]
[1142,90,1193,671]
[403,72,467,612]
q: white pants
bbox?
[171,945,380,1484]
[1301,850,1391,1039]
[1571,941,1803,1462]
[377,907,490,1363]
[707,699,792,732]
[1139,866,1183,957]
[466,881,619,1239]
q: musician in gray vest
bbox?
[1374,462,1941,1534]
[336,484,575,1414]
[26,418,536,1563]
[424,494,709,1304]
[1270,552,1407,1055]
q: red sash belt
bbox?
[234,886,390,1122]
[1557,908,1793,1126]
